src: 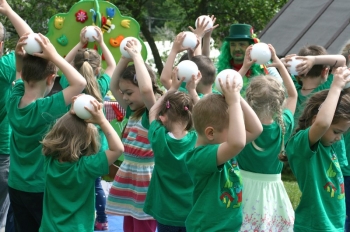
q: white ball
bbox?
[287,57,303,76]
[85,26,98,42]
[23,33,42,55]
[250,43,271,65]
[120,37,142,58]
[73,95,96,120]
[177,60,198,82]
[182,32,197,50]
[215,69,243,94]
[195,15,213,30]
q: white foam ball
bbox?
[85,26,98,42]
[23,33,42,55]
[177,60,198,82]
[195,15,213,30]
[250,43,271,65]
[120,37,142,58]
[73,95,96,120]
[287,57,303,76]
[182,32,197,50]
[215,69,243,94]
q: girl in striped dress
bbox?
[106,39,162,232]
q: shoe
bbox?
[94,221,109,231]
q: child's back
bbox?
[144,88,197,230]
[40,100,123,231]
[7,33,86,231]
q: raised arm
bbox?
[34,34,86,105]
[217,75,246,166]
[238,45,256,77]
[160,32,188,89]
[202,16,218,57]
[82,98,124,165]
[240,97,263,143]
[125,39,156,110]
[309,67,350,146]
[296,55,346,76]
[65,27,88,64]
[268,44,297,114]
[0,0,33,36]
[110,57,131,110]
[94,26,116,77]
[14,34,28,77]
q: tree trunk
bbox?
[140,22,163,76]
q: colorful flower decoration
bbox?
[75,10,88,23]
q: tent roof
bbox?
[259,0,350,57]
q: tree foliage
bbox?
[0,0,288,75]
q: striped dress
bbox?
[106,111,154,220]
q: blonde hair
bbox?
[246,75,287,161]
[42,113,100,162]
[193,94,229,136]
[74,49,103,102]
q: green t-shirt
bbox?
[0,52,16,155]
[39,152,109,232]
[144,120,197,226]
[293,74,333,131]
[341,132,350,176]
[6,80,67,192]
[237,109,294,174]
[185,144,242,232]
[60,73,111,151]
[286,128,345,232]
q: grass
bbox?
[282,171,302,210]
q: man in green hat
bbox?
[217,24,281,97]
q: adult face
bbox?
[229,40,250,64]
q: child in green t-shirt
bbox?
[39,97,124,232]
[144,67,200,231]
[7,33,87,231]
[160,31,217,97]
[61,25,116,231]
[185,74,262,231]
[286,67,350,232]
[237,44,297,231]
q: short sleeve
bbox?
[186,145,221,176]
[286,128,318,160]
[0,52,16,84]
[148,120,164,143]
[291,75,301,89]
[283,109,294,140]
[59,74,69,89]
[80,152,109,178]
[98,73,111,97]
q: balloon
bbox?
[177,60,198,82]
[73,95,96,120]
[195,15,213,30]
[287,57,303,76]
[23,33,42,55]
[250,43,271,65]
[182,32,197,50]
[84,26,98,42]
[215,69,242,94]
[120,37,142,58]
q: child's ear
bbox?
[204,127,214,141]
[94,67,101,76]
[159,115,167,124]
[46,74,56,86]
[321,67,330,80]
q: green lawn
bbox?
[282,172,301,210]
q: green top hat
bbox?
[225,24,255,43]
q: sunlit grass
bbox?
[282,171,301,210]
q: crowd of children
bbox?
[1,0,350,231]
